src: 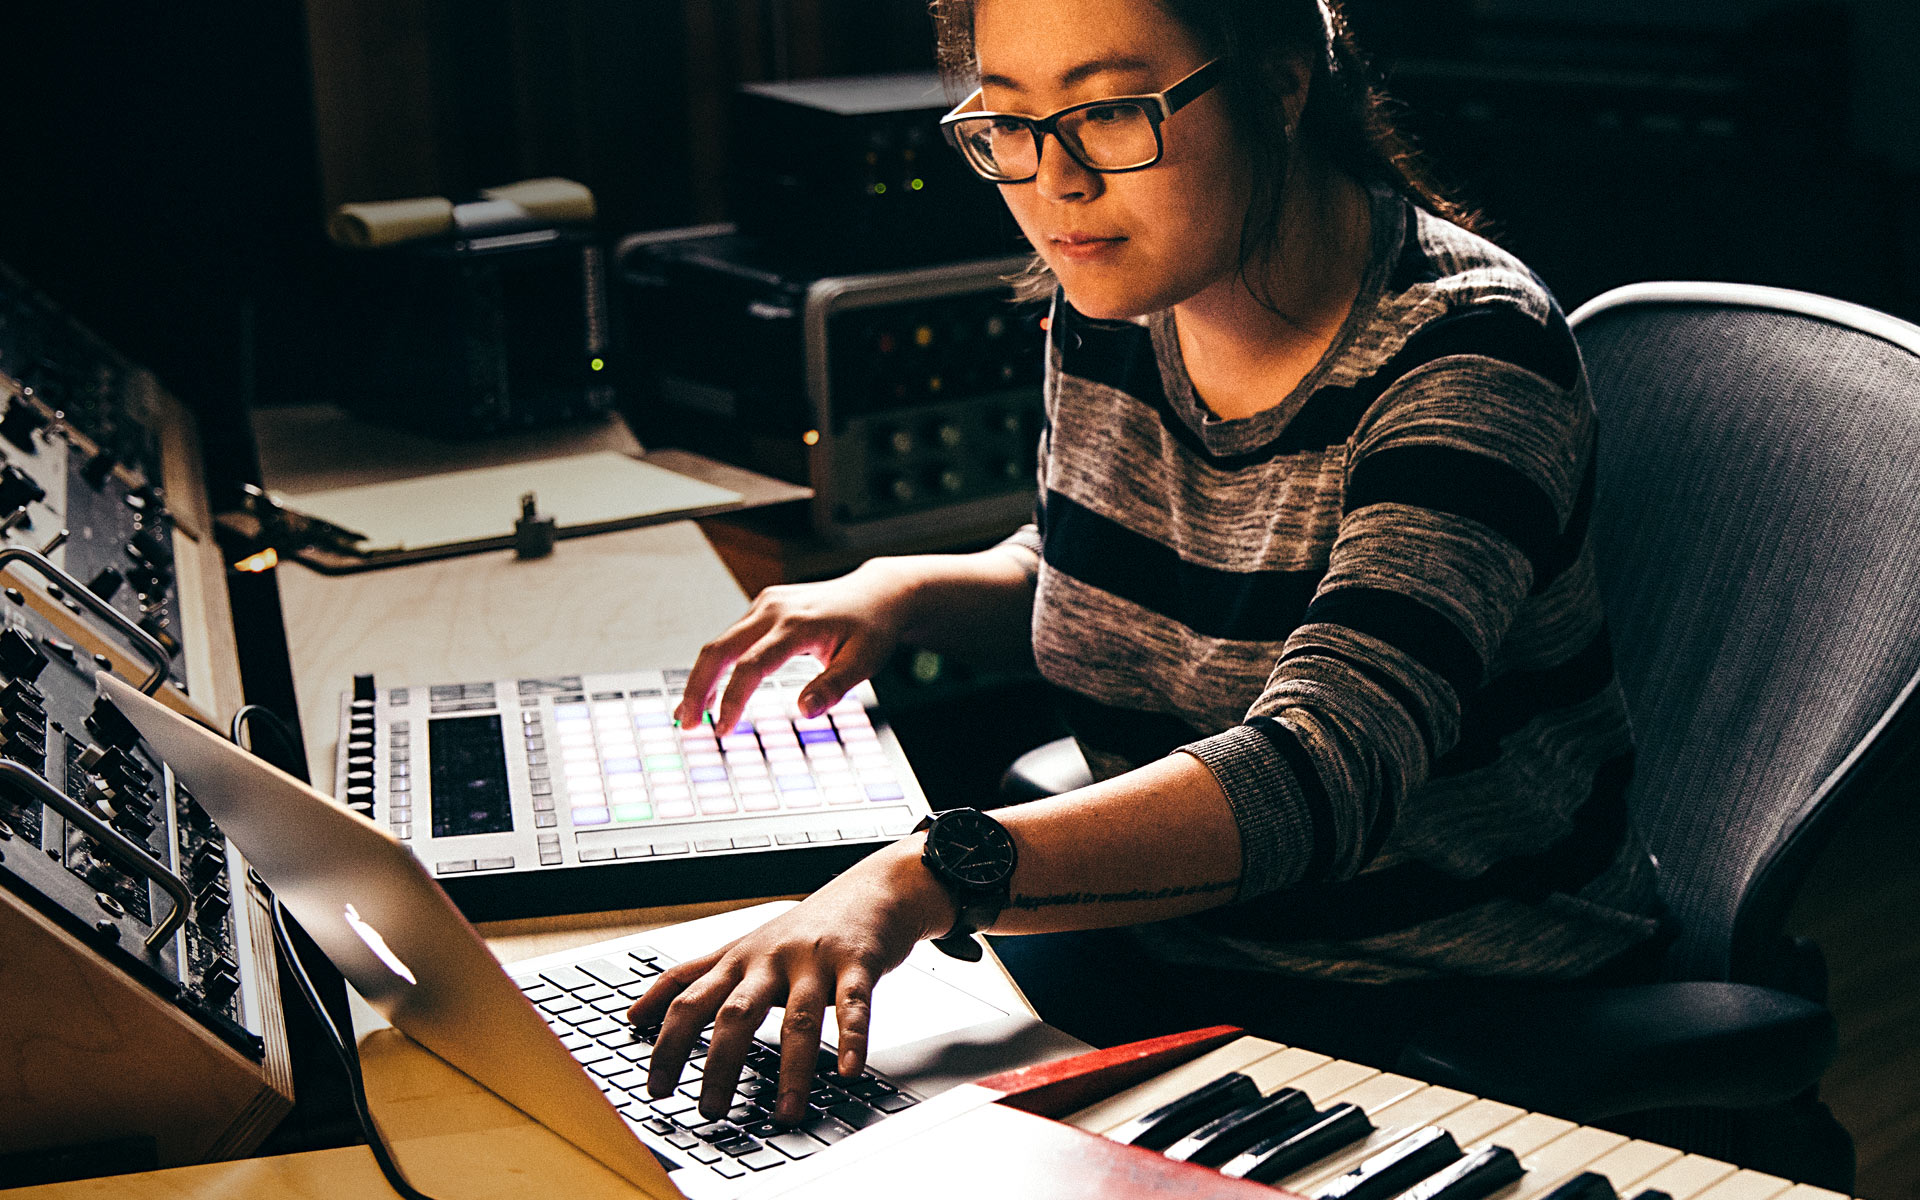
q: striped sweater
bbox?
[1004,185,1668,984]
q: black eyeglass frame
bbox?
[939,59,1226,183]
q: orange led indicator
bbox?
[233,547,279,573]
[802,429,821,446]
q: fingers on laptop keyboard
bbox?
[774,978,833,1124]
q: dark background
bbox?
[1,0,1915,441]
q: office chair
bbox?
[1000,283,1920,1189]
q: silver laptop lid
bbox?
[97,674,678,1197]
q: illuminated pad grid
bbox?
[535,671,904,834]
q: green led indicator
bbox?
[613,803,653,822]
[909,178,924,191]
[872,182,887,195]
[590,357,605,371]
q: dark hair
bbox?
[930,0,1483,307]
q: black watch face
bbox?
[928,809,1017,886]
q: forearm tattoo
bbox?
[1008,879,1237,911]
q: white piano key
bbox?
[1468,1111,1578,1160]
[1290,1060,1385,1106]
[1435,1098,1528,1149]
[1504,1126,1630,1200]
[1321,1072,1428,1116]
[1689,1170,1795,1200]
[1775,1186,1852,1200]
[1581,1140,1685,1193]
[1244,1046,1337,1095]
[1282,1086,1478,1192]
[1631,1155,1741,1200]
[1064,1036,1288,1135]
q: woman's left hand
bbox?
[627,842,954,1125]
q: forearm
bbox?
[866,541,1039,668]
[877,751,1244,940]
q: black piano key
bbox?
[1219,1102,1375,1184]
[1107,1071,1264,1151]
[1313,1126,1463,1200]
[1164,1087,1317,1166]
[1394,1145,1525,1200]
[1543,1172,1620,1200]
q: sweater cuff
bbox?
[1178,724,1316,900]
[997,524,1044,578]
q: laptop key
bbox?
[591,995,633,1014]
[557,1032,592,1051]
[540,965,595,991]
[826,1100,883,1130]
[573,984,616,1004]
[801,1115,856,1144]
[767,1132,820,1159]
[577,1017,623,1038]
[520,983,562,1005]
[581,957,643,987]
[664,1131,699,1150]
[651,1096,698,1119]
[739,1148,787,1171]
[710,1160,746,1180]
[715,1136,762,1157]
[872,1092,917,1113]
[641,1117,676,1136]
[587,1058,628,1076]
[605,1070,647,1091]
[685,1144,723,1165]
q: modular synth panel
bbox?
[336,658,934,920]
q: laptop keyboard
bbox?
[515,944,919,1180]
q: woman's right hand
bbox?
[674,559,921,733]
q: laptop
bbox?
[99,673,1089,1198]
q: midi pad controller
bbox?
[336,659,935,921]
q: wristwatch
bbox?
[912,808,1018,962]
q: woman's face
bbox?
[972,0,1252,320]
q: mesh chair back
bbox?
[1571,284,1920,982]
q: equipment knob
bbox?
[137,610,182,658]
[203,965,241,1006]
[0,464,45,517]
[933,467,966,495]
[0,629,48,684]
[0,397,48,453]
[887,428,915,456]
[85,696,142,751]
[195,881,232,924]
[86,567,125,601]
[936,423,964,449]
[128,528,175,570]
[112,806,154,841]
[190,844,226,889]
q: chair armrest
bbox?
[1394,982,1837,1123]
[999,736,1093,803]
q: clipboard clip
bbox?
[231,483,369,558]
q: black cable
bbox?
[228,705,445,1200]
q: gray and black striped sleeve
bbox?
[1181,343,1597,900]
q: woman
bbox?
[631,0,1669,1129]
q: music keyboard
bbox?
[1060,1034,1850,1200]
[744,1028,1860,1200]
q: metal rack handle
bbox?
[0,544,170,693]
[0,759,191,949]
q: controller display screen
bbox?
[429,715,514,837]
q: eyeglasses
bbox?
[939,60,1225,184]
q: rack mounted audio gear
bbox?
[0,260,291,1179]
